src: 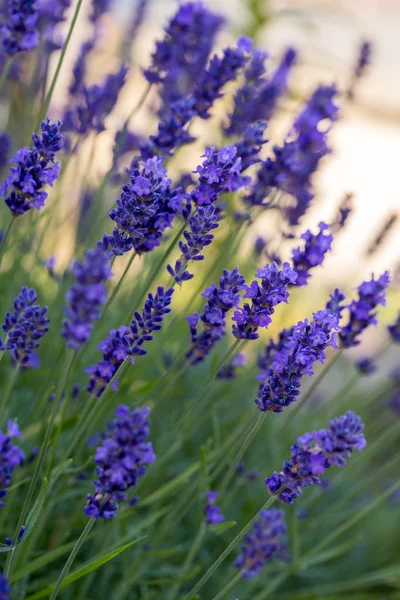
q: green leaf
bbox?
[304,536,362,568]
[24,478,48,540]
[25,536,146,600]
[0,546,12,553]
[208,521,237,535]
[50,459,73,484]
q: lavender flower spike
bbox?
[62,247,112,350]
[388,312,400,343]
[266,411,366,504]
[0,571,10,599]
[0,421,25,508]
[347,41,372,100]
[87,286,174,397]
[339,271,390,348]
[2,119,63,216]
[234,509,287,578]
[186,267,246,365]
[85,405,155,519]
[291,222,333,286]
[1,287,49,367]
[1,0,39,55]
[232,262,297,340]
[255,308,339,412]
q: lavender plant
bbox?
[0,2,398,600]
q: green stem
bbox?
[253,572,290,600]
[4,349,75,578]
[37,0,84,126]
[102,252,137,319]
[0,363,20,425]
[183,495,277,600]
[220,412,264,499]
[211,570,242,600]
[49,517,95,600]
[0,217,14,268]
[166,523,206,600]
[326,372,359,418]
[170,338,243,437]
[0,57,13,89]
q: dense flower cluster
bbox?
[204,491,224,525]
[64,65,128,135]
[266,411,366,503]
[144,1,224,107]
[1,119,63,216]
[190,145,250,206]
[143,37,251,156]
[234,509,287,578]
[39,0,71,52]
[61,247,112,350]
[1,287,49,366]
[1,0,39,55]
[101,157,181,256]
[291,222,333,286]
[232,262,297,340]
[388,312,400,343]
[87,286,174,397]
[255,309,339,412]
[245,84,339,225]
[234,122,268,170]
[0,421,25,508]
[355,357,377,375]
[225,47,296,135]
[86,405,155,519]
[186,267,246,365]
[339,272,390,347]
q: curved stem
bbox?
[0,363,20,425]
[166,523,206,600]
[102,251,137,320]
[37,0,84,126]
[183,495,278,600]
[0,217,14,268]
[211,570,242,600]
[4,349,75,578]
[49,517,95,600]
[0,57,13,89]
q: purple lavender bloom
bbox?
[166,205,219,284]
[143,37,251,157]
[355,357,377,375]
[225,47,296,136]
[366,213,398,256]
[291,222,333,286]
[102,157,182,256]
[347,41,372,100]
[85,405,155,519]
[232,262,297,340]
[144,2,224,107]
[388,312,400,343]
[266,411,366,503]
[186,267,246,365]
[1,287,49,366]
[87,286,174,397]
[69,39,95,97]
[339,272,390,348]
[234,122,268,170]
[0,571,10,599]
[0,421,25,508]
[190,145,250,206]
[245,84,339,225]
[217,352,246,379]
[64,65,128,135]
[0,133,11,172]
[204,491,224,525]
[255,309,339,412]
[39,0,72,52]
[61,247,112,351]
[234,509,287,578]
[1,0,39,55]
[90,0,112,23]
[326,288,346,317]
[1,119,63,216]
